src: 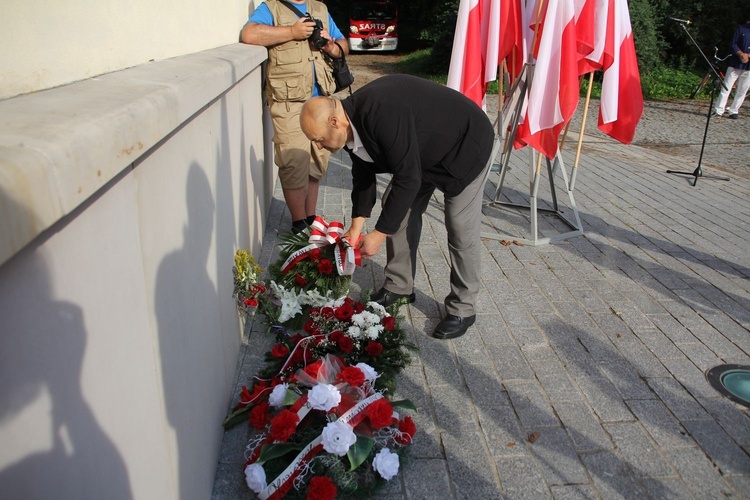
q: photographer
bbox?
[714,15,750,119]
[241,1,349,233]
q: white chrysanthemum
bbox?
[308,383,342,411]
[244,463,267,494]
[347,325,362,338]
[321,420,357,456]
[366,301,388,317]
[268,383,288,409]
[355,362,379,384]
[352,311,381,329]
[372,448,400,480]
[365,324,384,340]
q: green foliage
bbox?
[417,0,460,73]
[640,67,709,100]
[629,0,667,73]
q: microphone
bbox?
[669,17,691,25]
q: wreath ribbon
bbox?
[280,216,361,276]
[259,393,384,500]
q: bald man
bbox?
[300,75,495,339]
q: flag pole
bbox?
[569,71,595,192]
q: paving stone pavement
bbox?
[213,109,750,499]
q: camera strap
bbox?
[277,0,306,19]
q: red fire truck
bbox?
[348,1,398,52]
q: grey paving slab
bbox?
[443,431,504,499]
[603,421,676,479]
[496,457,552,500]
[581,451,646,499]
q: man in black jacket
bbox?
[300,75,495,339]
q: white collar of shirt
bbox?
[346,117,374,163]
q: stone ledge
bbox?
[0,43,267,267]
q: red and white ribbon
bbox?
[258,393,384,500]
[280,216,361,276]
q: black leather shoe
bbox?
[370,287,416,308]
[433,314,476,340]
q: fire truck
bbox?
[348,1,398,52]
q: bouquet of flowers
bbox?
[233,249,266,316]
[240,354,416,499]
[260,217,360,328]
[223,298,415,429]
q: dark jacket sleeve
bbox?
[369,107,423,234]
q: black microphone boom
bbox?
[669,16,692,25]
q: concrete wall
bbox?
[0,42,274,498]
[0,0,260,100]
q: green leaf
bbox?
[390,399,417,411]
[347,436,374,471]
[257,442,304,464]
[221,405,251,429]
[283,389,301,406]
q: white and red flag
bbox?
[573,0,596,72]
[515,0,579,158]
[597,0,643,143]
[447,0,525,107]
[578,0,615,74]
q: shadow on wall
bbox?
[0,189,132,499]
[155,163,220,498]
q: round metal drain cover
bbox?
[706,364,750,408]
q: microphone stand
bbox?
[665,22,730,186]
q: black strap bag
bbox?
[278,0,354,94]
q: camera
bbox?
[304,13,327,49]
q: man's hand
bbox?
[291,17,316,40]
[344,217,366,248]
[740,52,750,64]
[358,231,387,258]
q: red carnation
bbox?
[329,330,344,343]
[366,398,393,429]
[289,334,304,347]
[334,303,355,322]
[269,409,299,442]
[243,297,259,307]
[396,416,417,444]
[321,307,335,319]
[306,476,337,500]
[339,366,365,387]
[248,402,270,430]
[365,341,383,357]
[382,316,396,331]
[353,301,365,313]
[317,259,334,275]
[304,320,319,335]
[295,273,308,287]
[309,307,321,317]
[309,248,322,262]
[337,335,354,353]
[239,380,269,407]
[304,360,323,378]
[271,343,290,359]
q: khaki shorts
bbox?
[269,100,330,190]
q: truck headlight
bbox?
[350,26,359,34]
[386,26,395,34]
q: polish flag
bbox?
[516,0,579,158]
[579,0,615,74]
[598,0,643,143]
[499,0,525,82]
[573,0,596,73]
[447,0,526,107]
[447,0,495,107]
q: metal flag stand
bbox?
[481,63,583,246]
